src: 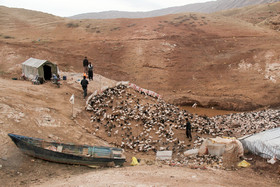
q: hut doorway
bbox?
[43,65,52,80]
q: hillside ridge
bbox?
[69,0,280,19]
[0,3,279,111]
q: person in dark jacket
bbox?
[83,57,89,74]
[80,76,89,99]
[88,62,93,80]
[186,118,192,141]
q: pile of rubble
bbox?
[165,154,224,169]
[86,83,280,161]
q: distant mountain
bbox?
[69,0,280,19]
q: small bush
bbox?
[127,23,136,27]
[110,27,120,31]
[66,23,79,28]
[3,35,14,39]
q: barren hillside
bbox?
[217,2,280,31]
[0,4,280,111]
[70,0,280,19]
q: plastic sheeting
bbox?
[198,137,244,157]
[240,127,280,160]
[128,83,162,99]
[209,137,244,157]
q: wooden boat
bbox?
[8,133,126,166]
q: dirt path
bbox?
[35,165,279,187]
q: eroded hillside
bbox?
[0,3,279,111]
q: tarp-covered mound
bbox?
[241,127,280,160]
[199,137,244,158]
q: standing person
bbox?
[88,62,93,81]
[186,118,192,141]
[80,76,89,99]
[83,57,89,74]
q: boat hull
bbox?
[8,133,125,166]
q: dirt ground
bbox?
[0,74,279,187]
[36,164,280,187]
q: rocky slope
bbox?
[0,3,279,111]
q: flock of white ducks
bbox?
[87,84,280,161]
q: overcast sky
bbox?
[0,0,214,17]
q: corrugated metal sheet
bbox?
[22,57,48,68]
[241,127,280,159]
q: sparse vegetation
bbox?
[174,16,185,20]
[127,23,136,27]
[87,26,101,33]
[0,34,14,39]
[5,35,14,39]
[66,22,79,28]
[171,15,192,26]
[110,27,120,31]
[190,14,198,20]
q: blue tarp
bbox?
[240,127,280,160]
